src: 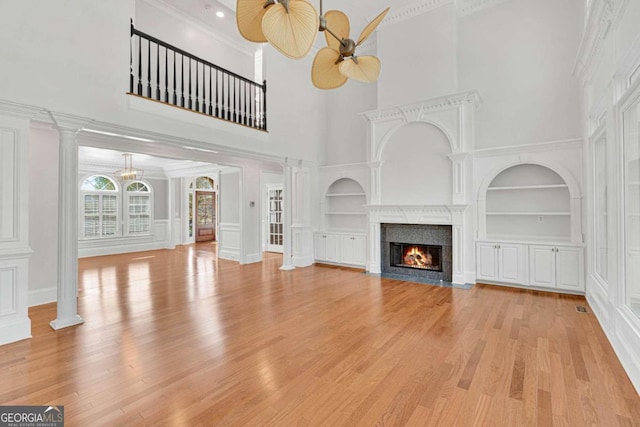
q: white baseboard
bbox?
[242,252,262,264]
[219,248,240,261]
[293,255,315,267]
[79,241,169,258]
[0,317,31,346]
[28,286,57,307]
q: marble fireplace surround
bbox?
[366,205,468,285]
[382,223,452,282]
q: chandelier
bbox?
[115,153,144,181]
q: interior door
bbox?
[195,191,216,242]
[267,187,283,253]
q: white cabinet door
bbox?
[498,243,527,284]
[340,235,366,266]
[476,243,499,281]
[325,234,339,263]
[529,245,556,288]
[556,246,584,291]
[314,233,327,261]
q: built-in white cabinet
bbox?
[476,242,527,284]
[315,177,367,268]
[314,232,339,263]
[477,241,584,293]
[529,245,584,291]
[314,232,366,267]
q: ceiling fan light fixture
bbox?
[312,47,347,89]
[261,0,319,59]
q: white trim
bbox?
[473,138,584,158]
[28,286,57,307]
[218,222,240,261]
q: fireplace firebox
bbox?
[390,243,442,272]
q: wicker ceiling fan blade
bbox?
[236,0,270,42]
[262,0,319,59]
[338,56,381,83]
[323,10,350,52]
[357,7,390,46]
[311,47,347,89]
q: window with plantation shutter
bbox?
[80,176,120,238]
[125,181,152,235]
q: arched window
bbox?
[125,181,152,235]
[80,175,119,238]
[191,176,215,190]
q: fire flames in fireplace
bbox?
[403,246,433,268]
[390,242,443,272]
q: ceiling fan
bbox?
[312,3,389,89]
[235,0,389,88]
[236,0,319,59]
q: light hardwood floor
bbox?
[1,243,638,426]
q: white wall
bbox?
[377,4,457,107]
[218,168,241,260]
[458,0,583,148]
[324,82,376,165]
[380,122,453,205]
[28,125,59,306]
[148,178,168,220]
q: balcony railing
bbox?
[129,22,267,131]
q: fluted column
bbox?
[280,160,294,270]
[50,127,83,330]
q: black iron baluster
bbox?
[164,47,168,102]
[250,83,254,128]
[233,77,237,123]
[215,69,219,118]
[137,36,142,95]
[156,44,160,100]
[195,61,199,112]
[262,80,267,130]
[208,67,212,115]
[130,21,134,93]
[147,40,152,97]
[202,62,206,113]
[180,55,185,107]
[227,75,231,121]
[172,51,177,105]
[188,59,192,110]
[220,70,225,119]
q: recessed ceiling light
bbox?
[216,11,225,18]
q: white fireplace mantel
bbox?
[366,204,469,285]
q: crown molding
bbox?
[573,0,625,85]
[455,0,511,16]
[360,90,482,123]
[378,0,453,28]
[0,99,48,120]
[140,0,256,57]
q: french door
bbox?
[267,186,283,253]
[195,191,216,242]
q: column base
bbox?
[279,265,295,271]
[49,315,84,330]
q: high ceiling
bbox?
[159,0,407,48]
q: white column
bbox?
[50,128,83,330]
[280,161,294,270]
[167,178,176,249]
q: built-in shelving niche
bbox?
[484,164,572,242]
[324,178,367,232]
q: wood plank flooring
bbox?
[1,243,638,426]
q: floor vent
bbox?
[576,305,588,313]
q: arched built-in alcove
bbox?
[379,122,453,206]
[477,162,582,243]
